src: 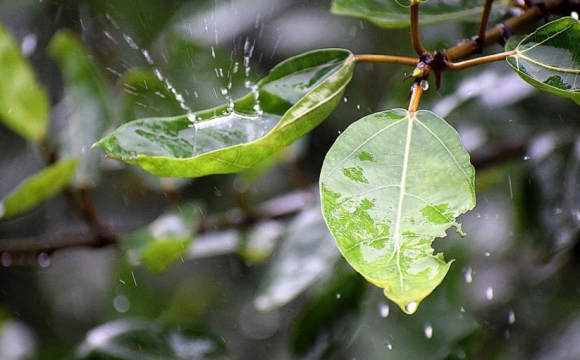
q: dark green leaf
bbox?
[506,17,580,105]
[331,0,510,28]
[0,22,48,141]
[49,30,114,186]
[94,48,355,177]
[122,204,202,273]
[254,207,340,312]
[320,109,475,314]
[0,159,78,220]
[74,319,227,360]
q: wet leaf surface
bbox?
[320,109,475,313]
[506,17,580,105]
[331,0,510,28]
[94,49,355,177]
[0,159,78,220]
[0,22,48,141]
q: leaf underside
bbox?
[94,48,355,178]
[506,17,580,105]
[320,109,475,314]
[331,0,510,28]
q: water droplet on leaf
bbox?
[405,302,418,314]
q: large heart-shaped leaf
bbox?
[320,109,475,314]
[0,159,78,220]
[0,23,48,142]
[331,0,510,28]
[506,17,580,105]
[94,49,355,177]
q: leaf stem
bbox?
[446,50,517,70]
[354,54,420,66]
[410,0,428,56]
[476,0,495,52]
[408,82,424,114]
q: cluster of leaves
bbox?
[0,0,580,358]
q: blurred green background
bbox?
[1,0,580,359]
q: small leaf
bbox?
[0,159,78,220]
[254,207,340,312]
[94,48,355,177]
[0,23,48,141]
[48,30,114,186]
[506,17,580,105]
[122,204,202,273]
[331,0,510,28]
[74,319,228,360]
[320,109,475,314]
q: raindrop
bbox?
[484,251,491,257]
[464,267,473,283]
[384,340,393,350]
[486,286,494,300]
[379,303,390,318]
[572,11,579,20]
[405,302,418,314]
[424,324,433,339]
[113,295,130,313]
[336,293,341,299]
[1,253,12,267]
[508,309,516,324]
[523,155,531,160]
[420,79,429,90]
[123,34,139,50]
[37,252,51,268]
[343,97,348,103]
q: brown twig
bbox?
[475,0,495,53]
[354,54,419,66]
[410,0,428,56]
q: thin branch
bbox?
[476,0,495,52]
[354,54,419,66]
[410,0,428,56]
[446,50,516,70]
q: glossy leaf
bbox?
[0,159,78,220]
[0,23,48,141]
[74,319,227,360]
[331,0,510,28]
[320,109,475,314]
[506,17,580,105]
[48,30,113,186]
[122,204,202,273]
[254,207,340,312]
[94,48,355,177]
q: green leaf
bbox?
[0,22,48,141]
[74,319,228,360]
[122,204,202,273]
[320,109,475,314]
[48,30,113,186]
[0,159,78,220]
[94,48,355,177]
[506,17,580,105]
[331,0,510,28]
[254,207,340,312]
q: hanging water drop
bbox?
[113,295,131,313]
[420,79,429,90]
[405,302,418,314]
[1,253,12,267]
[424,324,433,339]
[379,303,390,318]
[37,252,51,268]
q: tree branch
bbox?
[410,0,428,56]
